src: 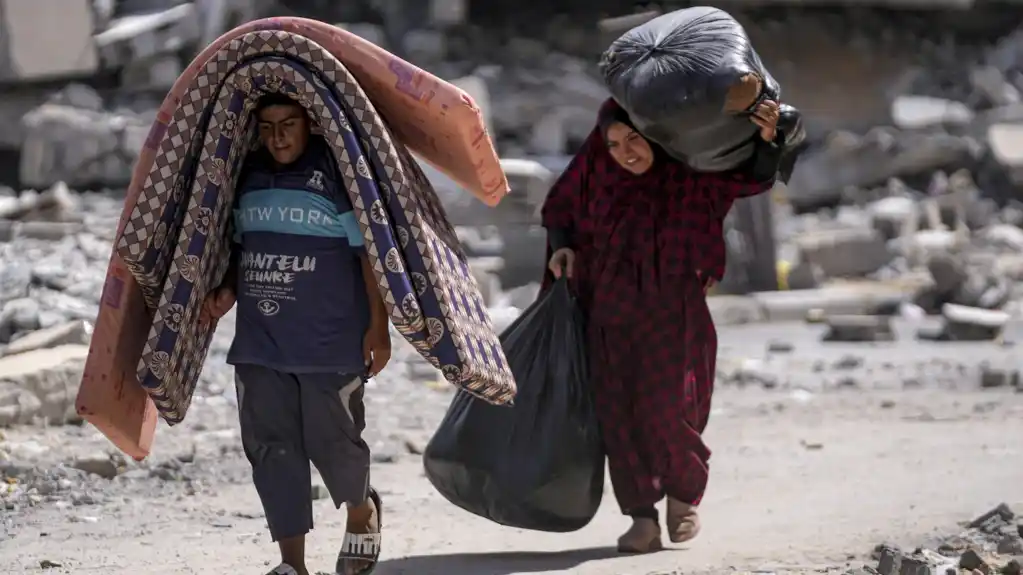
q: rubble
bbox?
[864,504,1023,575]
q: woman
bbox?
[542,96,783,553]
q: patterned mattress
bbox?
[113,30,515,424]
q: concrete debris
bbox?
[822,315,896,343]
[20,91,149,190]
[865,505,1023,575]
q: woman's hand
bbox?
[750,100,781,142]
[548,248,576,279]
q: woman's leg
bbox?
[632,284,717,543]
[590,324,664,553]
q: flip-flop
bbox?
[335,487,383,575]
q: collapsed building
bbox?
[3,0,1023,293]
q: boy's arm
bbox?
[359,253,388,327]
[218,244,241,294]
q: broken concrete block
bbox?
[988,124,1023,177]
[2,320,91,357]
[796,227,892,278]
[707,295,765,326]
[0,344,88,426]
[869,195,918,240]
[891,95,974,130]
[927,253,968,295]
[20,103,149,190]
[754,284,911,322]
[822,315,896,343]
[877,545,904,575]
[430,0,467,26]
[941,304,1010,342]
[0,0,99,81]
[969,503,1016,532]
[785,261,823,290]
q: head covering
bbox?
[597,98,637,136]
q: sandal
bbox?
[266,564,298,575]
[617,518,664,554]
[335,487,382,575]
[666,497,701,543]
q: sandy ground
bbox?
[2,320,1023,575]
[2,387,1021,575]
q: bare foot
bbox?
[617,518,663,553]
[666,498,701,543]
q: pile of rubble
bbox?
[850,504,1023,575]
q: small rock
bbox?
[970,504,1016,533]
[1,320,92,356]
[961,549,988,572]
[823,316,895,343]
[767,340,794,353]
[941,304,1009,342]
[980,366,1020,389]
[70,454,117,479]
[998,536,1023,555]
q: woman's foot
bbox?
[666,498,701,543]
[336,488,382,575]
[616,518,663,553]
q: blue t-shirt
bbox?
[226,137,370,374]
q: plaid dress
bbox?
[541,99,777,513]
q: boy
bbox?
[200,93,390,575]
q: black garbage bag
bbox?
[600,6,806,176]
[423,279,604,532]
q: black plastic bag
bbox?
[423,279,604,532]
[600,6,805,175]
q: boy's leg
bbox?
[298,373,375,574]
[236,364,314,575]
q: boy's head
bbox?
[255,93,310,165]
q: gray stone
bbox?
[927,254,967,294]
[891,96,974,130]
[0,344,87,427]
[785,261,823,290]
[753,285,912,322]
[823,315,895,343]
[796,227,892,278]
[70,453,118,479]
[869,196,918,240]
[971,65,1022,107]
[980,366,1020,389]
[708,296,765,326]
[998,536,1023,555]
[429,0,467,26]
[2,320,91,357]
[0,298,41,344]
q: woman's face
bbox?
[605,122,654,175]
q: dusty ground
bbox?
[2,321,1022,575]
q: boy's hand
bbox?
[363,318,392,377]
[199,287,236,327]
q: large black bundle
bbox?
[423,279,604,532]
[600,6,804,175]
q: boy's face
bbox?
[257,104,310,165]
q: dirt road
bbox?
[4,385,1021,575]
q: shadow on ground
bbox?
[376,546,644,575]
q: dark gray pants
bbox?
[235,364,370,541]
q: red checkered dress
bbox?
[541,99,776,514]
